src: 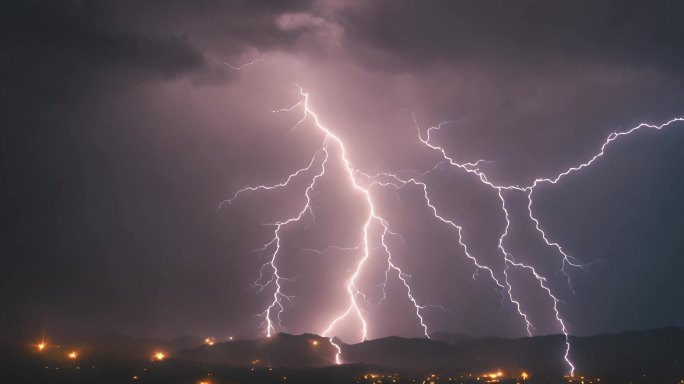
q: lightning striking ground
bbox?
[222,86,433,364]
[412,115,684,376]
[221,84,683,375]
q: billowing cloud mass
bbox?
[1,0,684,343]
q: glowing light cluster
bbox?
[221,81,683,375]
[152,352,166,361]
[484,370,503,379]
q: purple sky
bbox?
[2,0,684,343]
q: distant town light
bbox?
[484,371,503,379]
[152,352,166,361]
[68,351,78,359]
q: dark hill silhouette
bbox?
[430,331,471,345]
[570,326,684,382]
[177,327,684,380]
[176,333,338,368]
[64,332,205,361]
[6,327,683,383]
[341,336,456,373]
[341,328,684,379]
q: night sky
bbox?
[2,0,684,343]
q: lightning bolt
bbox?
[412,114,684,376]
[223,86,433,364]
[221,81,683,376]
[379,224,440,339]
[224,53,264,70]
[223,147,328,336]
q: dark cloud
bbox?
[304,1,684,188]
[0,0,318,100]
[0,2,203,103]
[338,1,684,74]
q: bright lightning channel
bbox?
[221,86,433,364]
[224,53,265,70]
[412,114,684,376]
[222,83,683,376]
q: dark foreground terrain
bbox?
[2,327,683,383]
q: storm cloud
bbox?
[1,0,683,343]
